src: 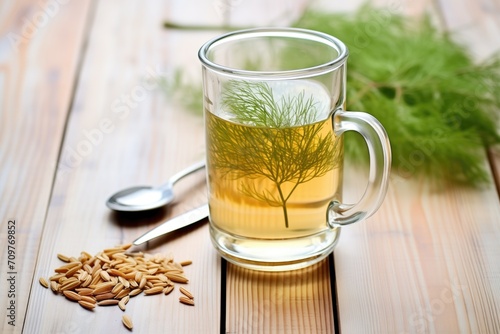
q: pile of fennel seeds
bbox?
[39,243,195,331]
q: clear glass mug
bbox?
[198,28,391,271]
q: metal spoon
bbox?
[106,160,205,212]
[133,204,209,245]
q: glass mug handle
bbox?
[327,110,392,227]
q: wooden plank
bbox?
[219,1,428,332]
[219,2,339,333]
[221,1,447,333]
[337,167,500,333]
[0,0,92,332]
[225,258,335,333]
[436,0,500,60]
[167,0,307,28]
[23,1,221,333]
[310,0,500,332]
[311,0,435,16]
[435,3,500,330]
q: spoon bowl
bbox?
[106,186,174,212]
[106,160,205,212]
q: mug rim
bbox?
[198,27,349,79]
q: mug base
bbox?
[210,225,341,271]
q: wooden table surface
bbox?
[1,0,500,333]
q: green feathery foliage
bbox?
[293,6,500,184]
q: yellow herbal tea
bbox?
[206,80,343,239]
[207,112,343,239]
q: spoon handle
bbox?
[166,160,206,186]
[132,204,209,245]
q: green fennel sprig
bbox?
[207,81,340,228]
